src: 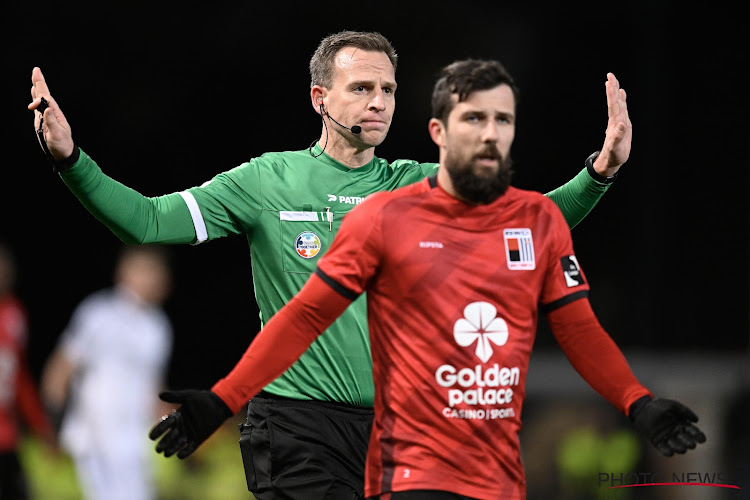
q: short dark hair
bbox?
[309,31,398,89]
[431,59,520,123]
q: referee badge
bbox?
[504,228,535,270]
[295,231,322,259]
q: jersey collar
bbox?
[309,143,377,174]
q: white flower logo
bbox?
[453,302,508,362]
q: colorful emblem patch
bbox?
[295,231,322,259]
[504,228,535,270]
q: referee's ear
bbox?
[311,87,327,115]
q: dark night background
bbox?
[4,1,748,393]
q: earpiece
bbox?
[309,98,361,158]
[319,102,360,135]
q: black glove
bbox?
[629,396,706,457]
[149,389,233,459]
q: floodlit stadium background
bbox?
[6,2,749,499]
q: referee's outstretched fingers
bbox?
[28,67,75,161]
[30,67,46,101]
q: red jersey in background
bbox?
[0,296,53,451]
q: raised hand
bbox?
[592,72,632,178]
[28,67,75,162]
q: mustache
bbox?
[474,143,503,160]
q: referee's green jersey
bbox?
[60,143,610,406]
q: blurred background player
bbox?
[41,245,174,500]
[0,242,56,500]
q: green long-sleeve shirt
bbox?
[61,144,610,406]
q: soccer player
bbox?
[41,245,174,500]
[30,31,632,499]
[148,58,705,499]
[0,242,57,500]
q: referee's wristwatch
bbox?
[585,151,618,184]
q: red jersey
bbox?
[0,296,53,450]
[317,178,600,498]
[213,176,651,499]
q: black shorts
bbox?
[239,391,374,500]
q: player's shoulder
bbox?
[507,186,563,215]
[258,148,311,162]
[0,297,28,343]
[0,296,24,317]
[506,185,551,201]
[368,177,431,203]
[383,157,439,174]
[350,178,431,216]
[238,149,308,170]
[197,149,310,188]
[75,289,117,313]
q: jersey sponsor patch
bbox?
[419,241,444,249]
[561,255,585,287]
[504,228,535,270]
[453,301,509,362]
[434,301,520,418]
[295,231,322,259]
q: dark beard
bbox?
[446,148,514,205]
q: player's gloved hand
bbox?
[149,389,233,459]
[629,396,706,457]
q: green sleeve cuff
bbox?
[544,167,610,229]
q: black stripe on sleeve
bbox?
[314,268,360,301]
[540,290,589,315]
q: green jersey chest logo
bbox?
[295,231,322,259]
[327,194,366,205]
